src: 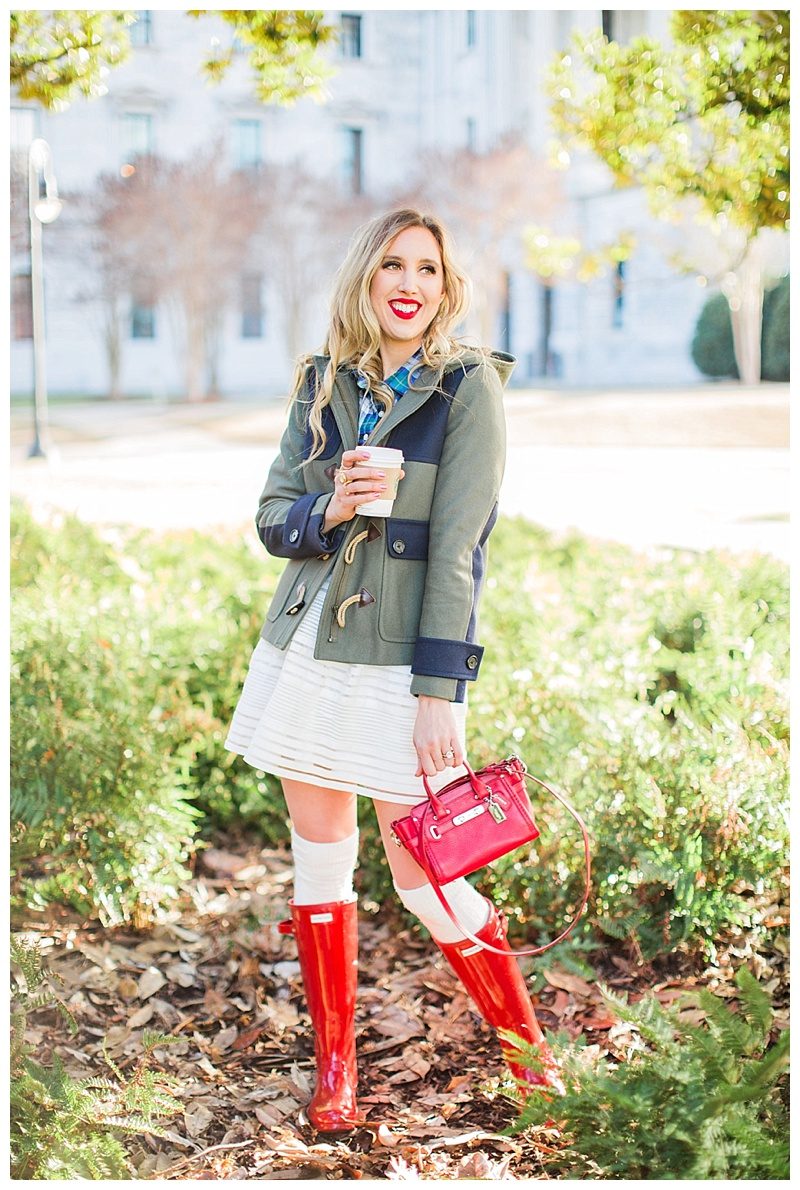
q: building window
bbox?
[466,11,477,48]
[131,300,156,339]
[343,127,364,195]
[605,11,645,44]
[120,112,153,161]
[232,118,262,169]
[11,108,37,154]
[466,117,477,152]
[341,13,362,58]
[130,11,153,47]
[12,273,33,340]
[612,260,625,328]
[241,274,264,338]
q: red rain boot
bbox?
[435,901,565,1095]
[278,898,362,1131]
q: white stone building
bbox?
[10,8,710,398]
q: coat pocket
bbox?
[378,518,428,643]
[383,518,429,561]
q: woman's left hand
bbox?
[413,695,465,777]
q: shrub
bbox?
[10,935,182,1179]
[691,291,738,378]
[691,276,790,382]
[123,528,288,839]
[762,275,790,381]
[508,966,789,1180]
[11,584,200,925]
[11,501,292,926]
[473,519,789,961]
[11,503,200,925]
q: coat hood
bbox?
[480,349,516,389]
[312,348,517,390]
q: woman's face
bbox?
[368,225,445,358]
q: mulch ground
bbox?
[17,836,789,1181]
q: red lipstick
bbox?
[389,299,422,320]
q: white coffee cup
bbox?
[355,446,405,517]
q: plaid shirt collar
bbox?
[355,349,425,444]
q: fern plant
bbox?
[10,935,183,1180]
[506,966,789,1179]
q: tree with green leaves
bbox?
[548,10,790,384]
[10,9,337,110]
[187,10,336,104]
[10,10,135,108]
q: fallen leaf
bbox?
[580,1013,615,1029]
[212,1025,238,1052]
[231,1021,271,1050]
[127,1003,155,1028]
[261,1131,311,1157]
[542,968,596,998]
[203,987,230,1017]
[183,1103,215,1138]
[376,1123,399,1147]
[369,1004,425,1041]
[165,962,198,988]
[117,975,139,1000]
[138,967,166,1000]
[237,954,261,981]
[255,1103,289,1127]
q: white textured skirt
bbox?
[225,580,467,806]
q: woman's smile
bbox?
[388,299,423,320]
[369,225,444,370]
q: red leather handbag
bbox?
[390,756,591,957]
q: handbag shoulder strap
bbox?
[419,773,591,958]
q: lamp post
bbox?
[28,138,63,459]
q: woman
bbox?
[226,208,562,1132]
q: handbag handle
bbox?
[419,772,592,958]
[422,762,490,818]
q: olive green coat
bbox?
[255,349,514,702]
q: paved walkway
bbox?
[9,384,790,560]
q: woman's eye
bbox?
[383,260,400,269]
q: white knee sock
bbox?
[291,828,359,906]
[394,878,491,944]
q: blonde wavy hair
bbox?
[291,208,473,463]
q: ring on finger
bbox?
[442,748,455,760]
[337,468,352,486]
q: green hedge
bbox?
[11,502,788,961]
[691,275,790,381]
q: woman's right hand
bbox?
[324,449,405,530]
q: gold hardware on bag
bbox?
[487,795,507,824]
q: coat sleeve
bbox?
[255,375,345,559]
[410,360,507,701]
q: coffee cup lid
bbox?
[360,446,404,464]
